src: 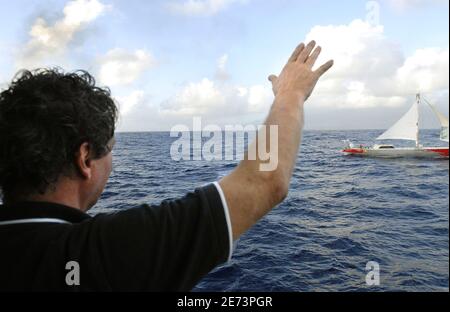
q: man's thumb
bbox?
[268,75,277,83]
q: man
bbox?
[0,41,332,291]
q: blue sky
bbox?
[0,0,448,131]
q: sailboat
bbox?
[342,93,449,158]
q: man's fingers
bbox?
[268,75,278,83]
[305,46,321,67]
[314,59,334,77]
[288,43,305,63]
[297,40,316,63]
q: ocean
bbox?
[92,130,449,292]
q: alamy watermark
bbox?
[170,117,279,171]
[365,261,380,286]
[366,1,380,26]
[65,260,80,286]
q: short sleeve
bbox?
[70,183,231,291]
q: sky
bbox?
[0,0,448,131]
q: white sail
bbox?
[377,99,419,144]
[423,97,449,142]
[441,127,449,142]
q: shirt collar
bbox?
[0,201,91,224]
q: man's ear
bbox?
[75,142,92,179]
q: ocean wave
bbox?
[93,131,449,291]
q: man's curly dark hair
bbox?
[0,68,118,203]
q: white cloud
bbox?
[160,54,272,119]
[114,90,162,132]
[116,18,448,131]
[168,0,245,16]
[18,0,109,69]
[63,0,108,25]
[396,48,449,93]
[162,78,226,115]
[247,85,273,113]
[98,48,155,86]
[304,19,448,109]
[160,78,272,118]
[115,90,146,116]
[115,53,273,131]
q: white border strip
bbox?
[0,218,71,226]
[213,182,233,262]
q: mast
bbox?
[416,93,420,148]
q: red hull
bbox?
[425,148,449,157]
[342,147,449,158]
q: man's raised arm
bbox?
[219,40,333,240]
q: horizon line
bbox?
[115,128,443,133]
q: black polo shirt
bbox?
[0,183,232,291]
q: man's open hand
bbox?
[268,40,333,101]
